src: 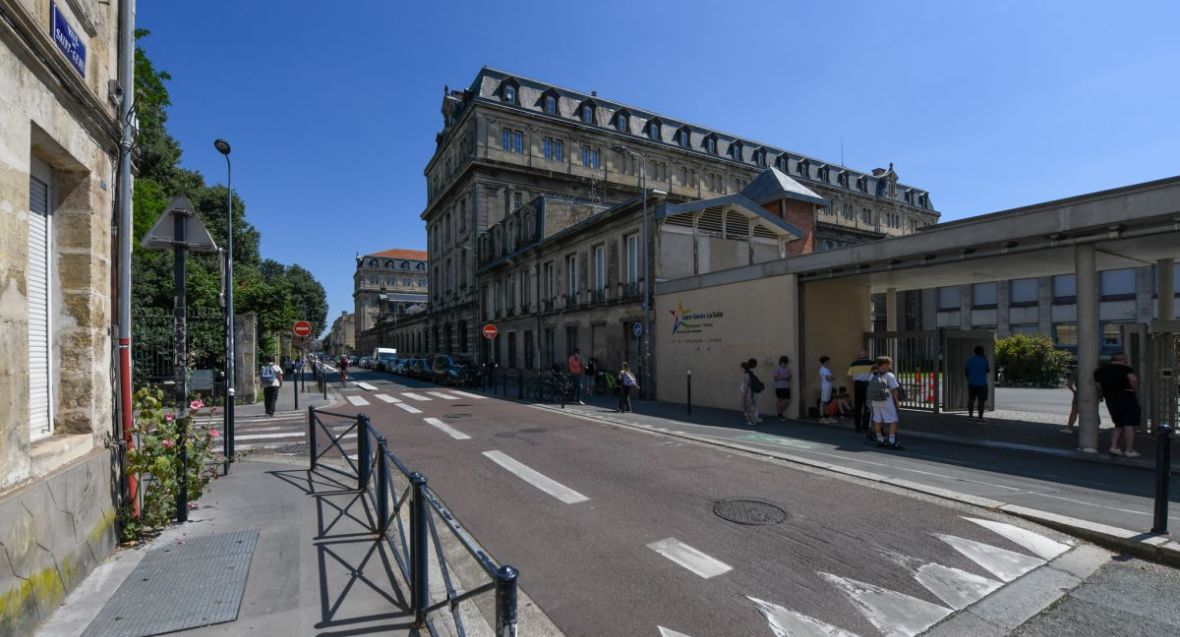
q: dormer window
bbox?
[857,176,868,192]
[501,81,519,105]
[579,102,595,125]
[817,165,830,183]
[543,94,557,114]
[775,155,789,172]
[613,111,629,133]
[728,141,743,161]
[837,171,849,187]
[752,148,767,167]
[796,159,809,178]
[703,135,718,155]
[676,126,692,148]
[646,120,662,141]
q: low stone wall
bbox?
[0,450,117,637]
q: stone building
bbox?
[353,248,428,336]
[1,0,126,632]
[326,310,355,355]
[475,167,825,388]
[421,67,940,358]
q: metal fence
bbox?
[865,330,941,412]
[308,407,519,635]
[132,310,227,391]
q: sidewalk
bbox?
[198,371,336,423]
[36,456,423,637]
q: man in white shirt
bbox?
[868,355,902,449]
[261,356,285,417]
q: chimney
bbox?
[591,91,597,97]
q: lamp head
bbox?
[214,139,231,155]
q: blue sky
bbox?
[138,0,1180,333]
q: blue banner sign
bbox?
[50,1,86,77]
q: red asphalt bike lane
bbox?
[335,382,1077,636]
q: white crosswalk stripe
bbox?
[747,597,861,637]
[914,562,1002,611]
[374,393,401,403]
[819,572,951,637]
[402,392,431,402]
[963,517,1071,561]
[346,395,370,406]
[355,381,379,391]
[423,417,470,440]
[935,534,1044,582]
[395,403,422,414]
[647,538,732,579]
[448,390,483,399]
[426,391,461,400]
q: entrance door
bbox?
[943,330,996,412]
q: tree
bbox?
[994,334,1073,388]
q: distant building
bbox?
[354,248,428,335]
[421,67,940,358]
[326,311,355,355]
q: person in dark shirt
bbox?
[965,345,991,422]
[1093,352,1141,458]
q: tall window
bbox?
[580,103,594,124]
[615,113,628,132]
[860,208,873,224]
[625,234,639,284]
[704,136,717,154]
[728,142,742,161]
[581,146,600,168]
[513,191,522,211]
[937,286,961,310]
[543,94,557,114]
[503,84,517,104]
[544,262,555,301]
[842,204,854,220]
[543,137,564,161]
[521,268,531,307]
[502,128,523,153]
[566,254,578,296]
[593,245,606,291]
[1100,268,1136,299]
[506,274,516,312]
[677,127,691,148]
[1010,278,1038,305]
[647,121,661,141]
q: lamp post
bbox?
[611,145,651,399]
[214,139,234,472]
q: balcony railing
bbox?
[542,299,554,312]
[620,282,641,300]
[588,289,607,304]
[563,293,579,308]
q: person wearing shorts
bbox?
[773,356,792,421]
[870,355,902,449]
[1093,353,1141,458]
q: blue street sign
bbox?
[50,1,86,77]
[632,322,643,337]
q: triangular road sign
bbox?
[141,195,219,253]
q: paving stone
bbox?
[971,566,1080,630]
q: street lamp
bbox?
[611,144,652,399]
[214,138,234,471]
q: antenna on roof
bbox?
[840,134,844,168]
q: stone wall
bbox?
[235,312,258,403]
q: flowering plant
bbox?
[123,387,221,537]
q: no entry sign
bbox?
[293,320,312,337]
[482,323,498,340]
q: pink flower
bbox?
[189,399,205,410]
[162,439,175,449]
[209,428,221,438]
[165,413,175,422]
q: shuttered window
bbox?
[28,173,52,440]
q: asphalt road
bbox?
[994,387,1076,415]
[323,369,1123,636]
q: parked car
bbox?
[430,355,463,385]
[374,350,400,372]
[404,358,426,380]
[359,356,372,369]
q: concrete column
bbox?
[1159,258,1175,321]
[1076,245,1100,452]
[885,288,898,332]
[785,274,802,419]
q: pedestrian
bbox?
[568,348,586,405]
[1061,361,1080,434]
[965,345,991,422]
[617,362,638,413]
[818,356,835,423]
[744,358,764,425]
[847,349,875,433]
[835,387,854,418]
[869,355,902,449]
[587,356,600,396]
[773,355,792,421]
[261,356,284,417]
[1093,352,1141,458]
[338,354,350,383]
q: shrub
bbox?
[994,333,1072,388]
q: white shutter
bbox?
[28,174,52,441]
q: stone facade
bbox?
[1,0,125,632]
[421,67,940,359]
[353,248,428,336]
[326,310,355,355]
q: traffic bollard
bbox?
[308,406,318,471]
[410,472,429,627]
[357,414,371,492]
[495,564,519,637]
[322,373,328,400]
[376,436,389,533]
[293,369,299,410]
[1152,423,1172,534]
[687,370,692,416]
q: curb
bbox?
[530,403,1180,569]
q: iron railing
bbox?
[307,406,519,635]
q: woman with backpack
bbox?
[868,355,903,449]
[742,358,764,425]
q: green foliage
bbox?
[994,333,1073,388]
[121,387,220,540]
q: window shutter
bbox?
[28,175,52,440]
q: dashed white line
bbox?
[374,393,401,403]
[395,403,422,414]
[427,391,461,400]
[423,417,470,440]
[346,395,370,406]
[355,381,378,391]
[402,392,432,402]
[448,390,483,399]
[646,538,732,579]
[482,450,589,504]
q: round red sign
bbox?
[482,324,498,340]
[293,320,312,337]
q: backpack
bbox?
[867,373,891,402]
[748,371,765,394]
[261,364,276,382]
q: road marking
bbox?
[346,395,370,406]
[963,517,1071,560]
[935,534,1044,582]
[374,393,401,403]
[819,572,951,637]
[914,563,1002,611]
[235,432,315,442]
[395,403,423,414]
[402,393,432,402]
[482,450,589,504]
[658,627,696,637]
[646,538,732,579]
[356,381,378,391]
[747,597,860,637]
[427,391,461,400]
[423,417,470,440]
[448,390,483,399]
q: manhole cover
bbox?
[712,499,787,526]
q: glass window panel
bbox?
[937,286,961,310]
[1010,278,1038,304]
[1054,323,1078,346]
[973,283,997,306]
[1100,268,1135,297]
[1053,274,1076,299]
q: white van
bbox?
[372,347,399,372]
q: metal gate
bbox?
[864,329,995,414]
[942,330,996,413]
[1149,321,1180,432]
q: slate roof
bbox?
[740,168,829,207]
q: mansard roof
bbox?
[741,168,830,207]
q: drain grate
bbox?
[712,499,787,526]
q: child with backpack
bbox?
[868,355,903,449]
